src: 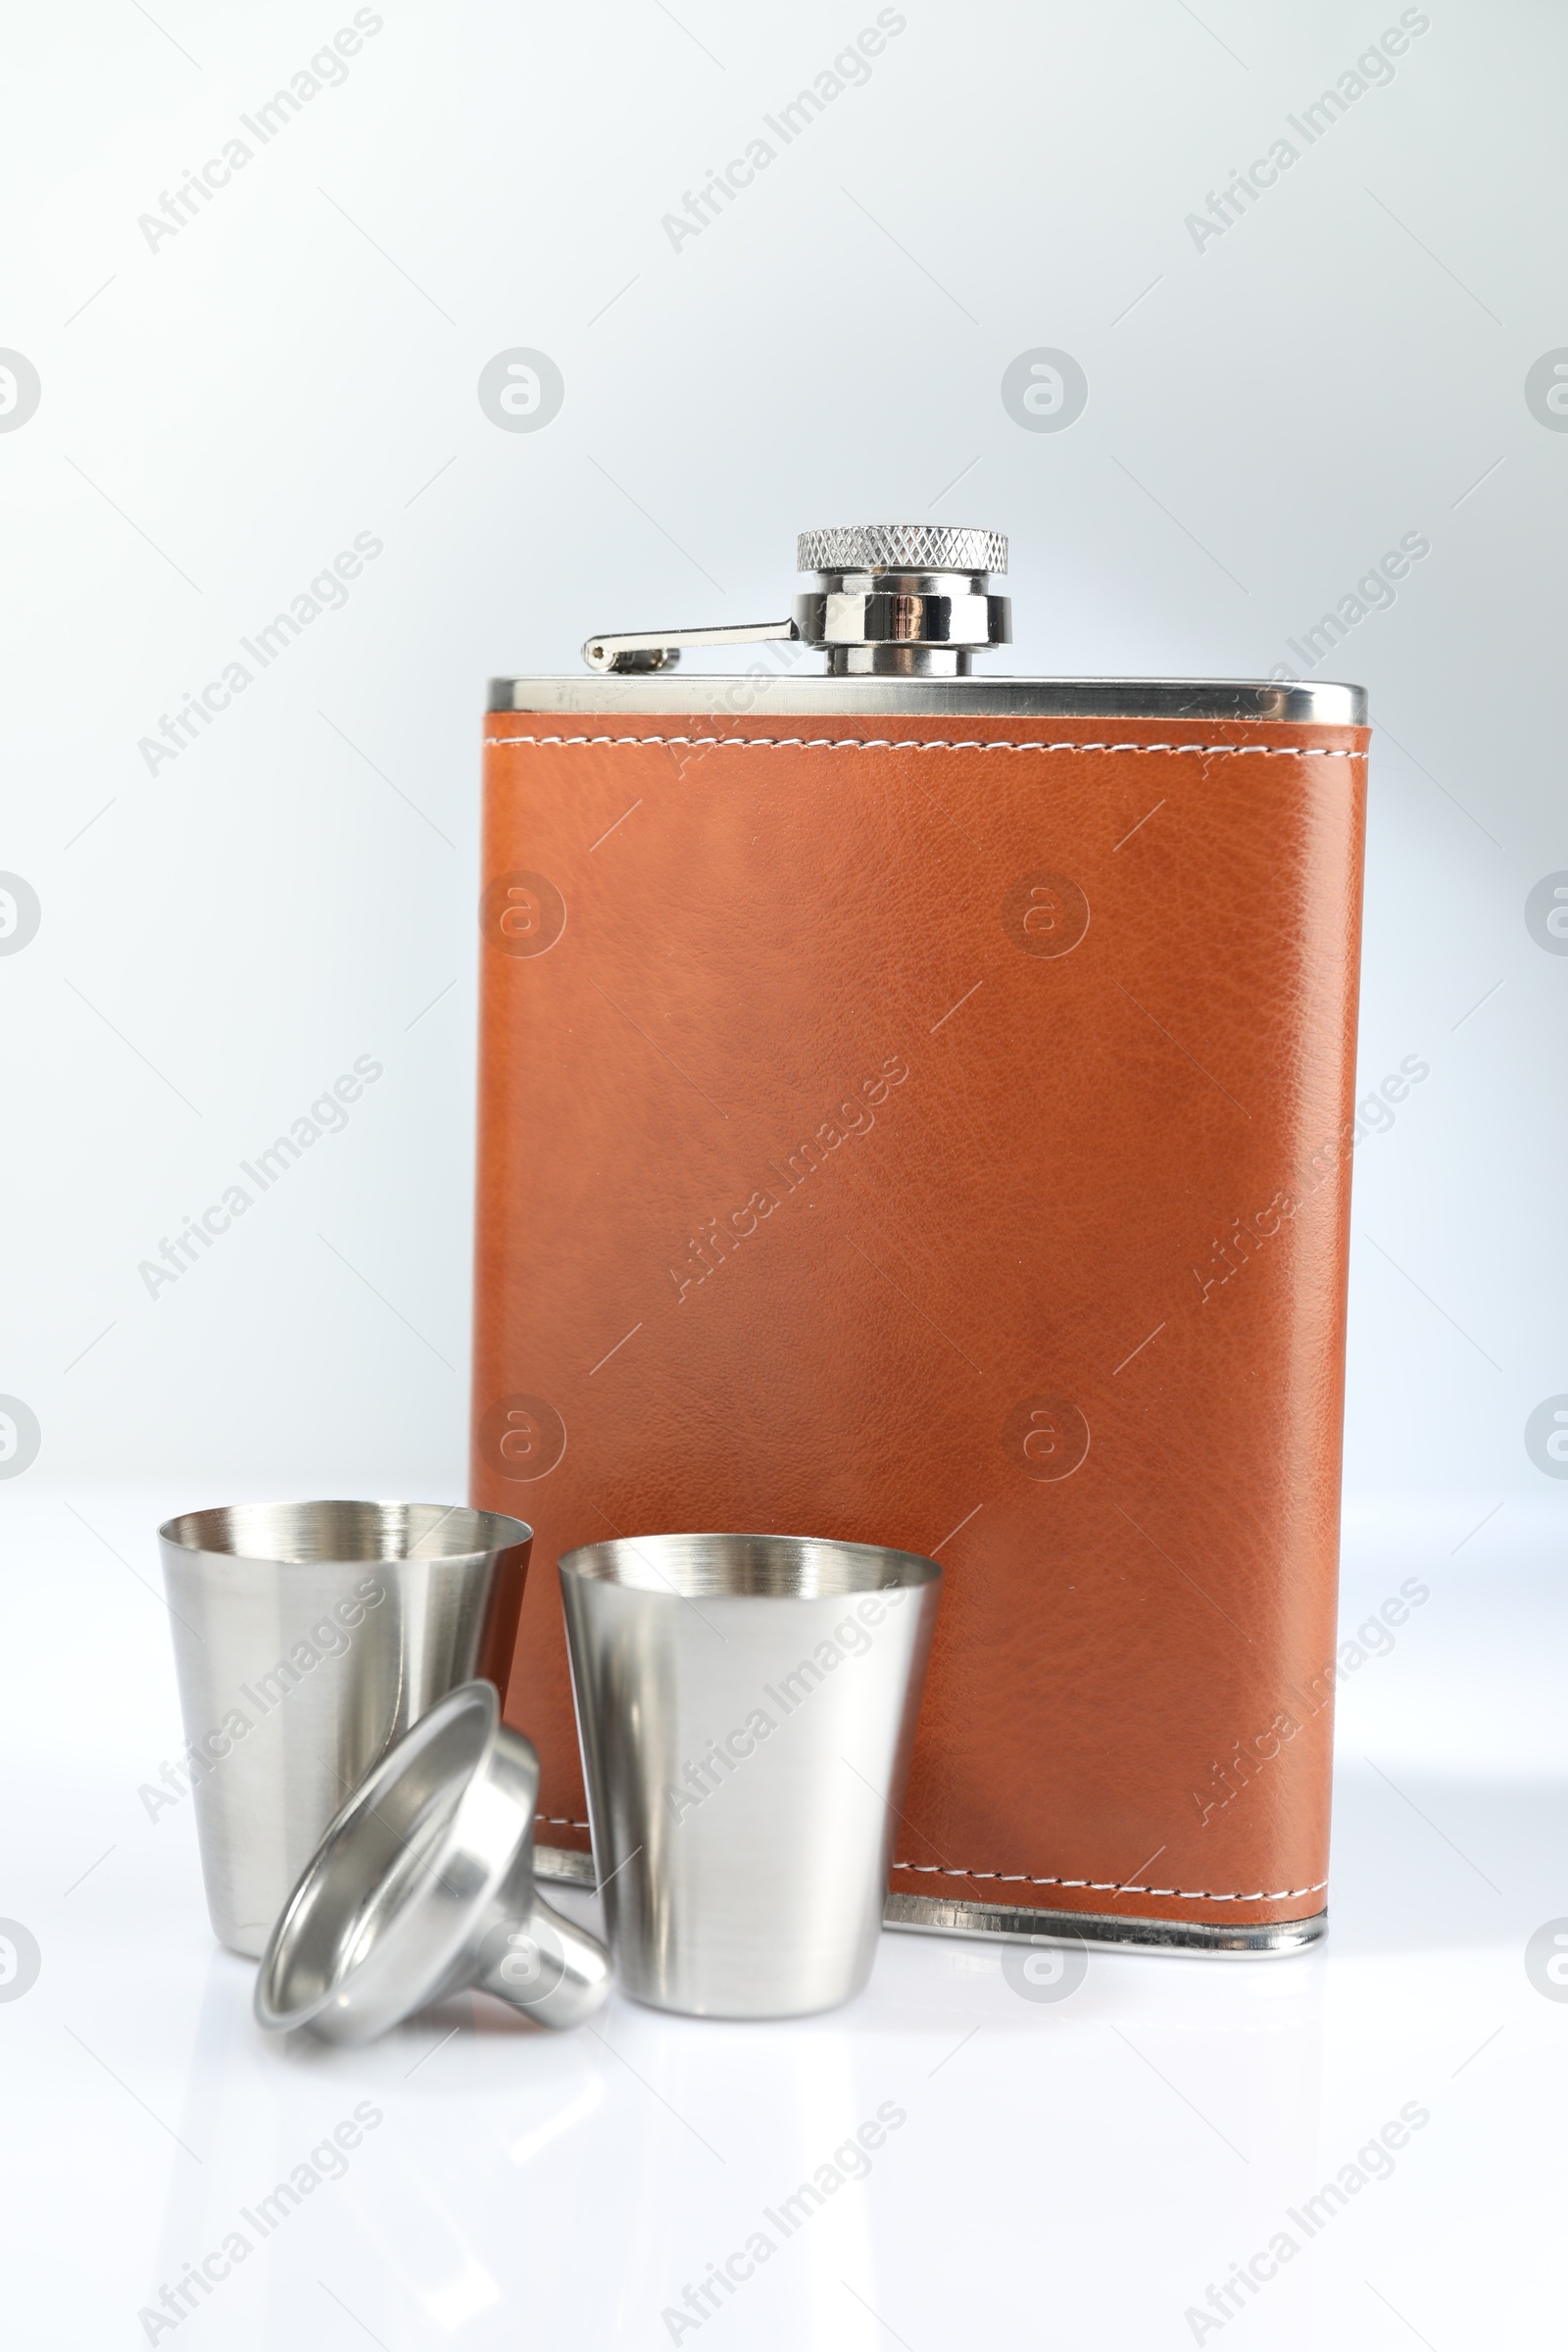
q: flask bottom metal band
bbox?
[531,1845,1325,1957]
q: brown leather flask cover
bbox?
[471,707,1367,1932]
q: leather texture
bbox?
[472,708,1368,1929]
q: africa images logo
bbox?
[0,873,41,954]
[1525,872,1568,954]
[0,1397,42,1480]
[1524,351,1568,431]
[0,350,41,431]
[476,351,564,433]
[1525,1920,1568,2000]
[479,870,567,954]
[0,1920,42,2002]
[1524,1396,1568,1479]
[1001,351,1089,433]
[478,1394,568,1482]
[1003,1396,1091,1482]
[1001,870,1090,956]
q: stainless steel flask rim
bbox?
[499,520,1364,721]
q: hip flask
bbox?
[472,524,1368,1957]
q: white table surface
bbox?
[3,1486,1562,2350]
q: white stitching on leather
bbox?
[488,733,1363,760]
[532,1840,1319,1898]
[531,1840,1322,1899]
[890,1863,1328,1900]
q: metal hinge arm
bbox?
[581,620,799,675]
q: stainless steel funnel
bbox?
[255,1681,609,2042]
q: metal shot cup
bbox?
[558,1533,942,2020]
[158,1501,531,1957]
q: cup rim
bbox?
[558,1530,942,1600]
[158,1499,533,1566]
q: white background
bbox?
[2,3,1564,2345]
